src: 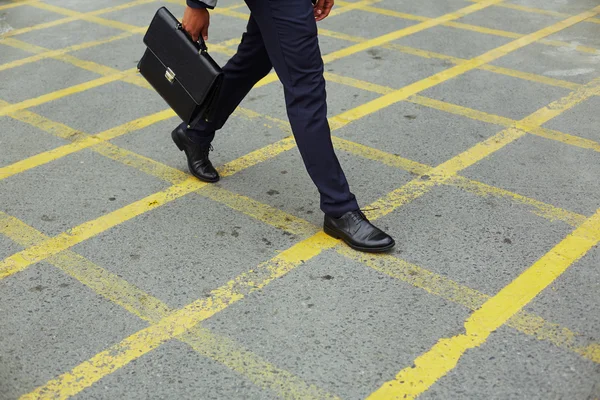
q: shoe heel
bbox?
[323,224,340,239]
[171,129,185,151]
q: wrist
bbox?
[186,0,213,9]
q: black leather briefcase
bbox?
[138,7,223,123]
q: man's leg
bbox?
[181,15,273,145]
[242,0,394,252]
[244,0,358,217]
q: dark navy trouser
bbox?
[181,0,359,217]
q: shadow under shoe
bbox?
[324,210,395,253]
[171,127,219,183]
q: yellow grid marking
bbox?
[0,212,339,400]
[1,0,593,396]
[6,111,595,371]
[339,248,600,365]
[237,0,508,88]
[1,0,156,37]
[468,0,600,25]
[0,107,175,180]
[318,28,583,92]
[14,6,600,396]
[0,0,38,11]
[20,231,338,400]
[337,0,600,56]
[0,68,137,117]
[0,31,143,73]
[0,133,298,280]
[329,5,600,132]
[368,208,600,399]
[364,76,600,400]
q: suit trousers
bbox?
[182,0,359,217]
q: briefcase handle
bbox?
[176,22,209,53]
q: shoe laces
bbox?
[351,210,368,224]
[199,144,214,157]
[353,207,381,223]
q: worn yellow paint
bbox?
[405,95,600,153]
[21,232,338,399]
[0,0,37,11]
[0,69,135,117]
[322,0,505,65]
[0,32,140,72]
[407,94,515,127]
[216,0,504,88]
[0,108,174,180]
[17,125,596,367]
[8,4,600,397]
[0,130,300,281]
[469,0,600,25]
[368,208,600,399]
[344,0,600,56]
[324,72,394,95]
[318,29,582,92]
[2,0,153,38]
[529,126,600,153]
[0,212,339,399]
[446,176,587,227]
[27,0,156,32]
[338,248,600,366]
[330,5,600,131]
[180,325,342,400]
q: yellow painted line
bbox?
[1,0,153,38]
[0,15,81,38]
[321,0,505,65]
[25,0,156,32]
[324,72,394,95]
[0,31,139,72]
[0,212,339,400]
[469,0,600,25]
[330,6,600,131]
[87,140,600,365]
[345,1,600,56]
[0,0,37,11]
[368,208,600,399]
[406,95,600,153]
[340,247,600,365]
[91,141,318,237]
[0,108,175,180]
[0,178,201,280]
[479,64,582,91]
[40,135,600,366]
[529,126,600,153]
[10,6,600,395]
[0,132,298,280]
[318,28,582,92]
[21,231,338,400]
[446,176,586,227]
[214,0,506,88]
[0,69,135,117]
[407,94,515,127]
[519,78,600,128]
[180,325,342,400]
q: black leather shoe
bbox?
[171,127,219,183]
[324,210,395,253]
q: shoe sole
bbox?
[171,129,220,183]
[323,224,395,253]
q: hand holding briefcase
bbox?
[138,7,223,123]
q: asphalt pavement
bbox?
[1,0,600,399]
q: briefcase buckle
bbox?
[165,67,176,83]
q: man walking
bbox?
[173,0,395,252]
